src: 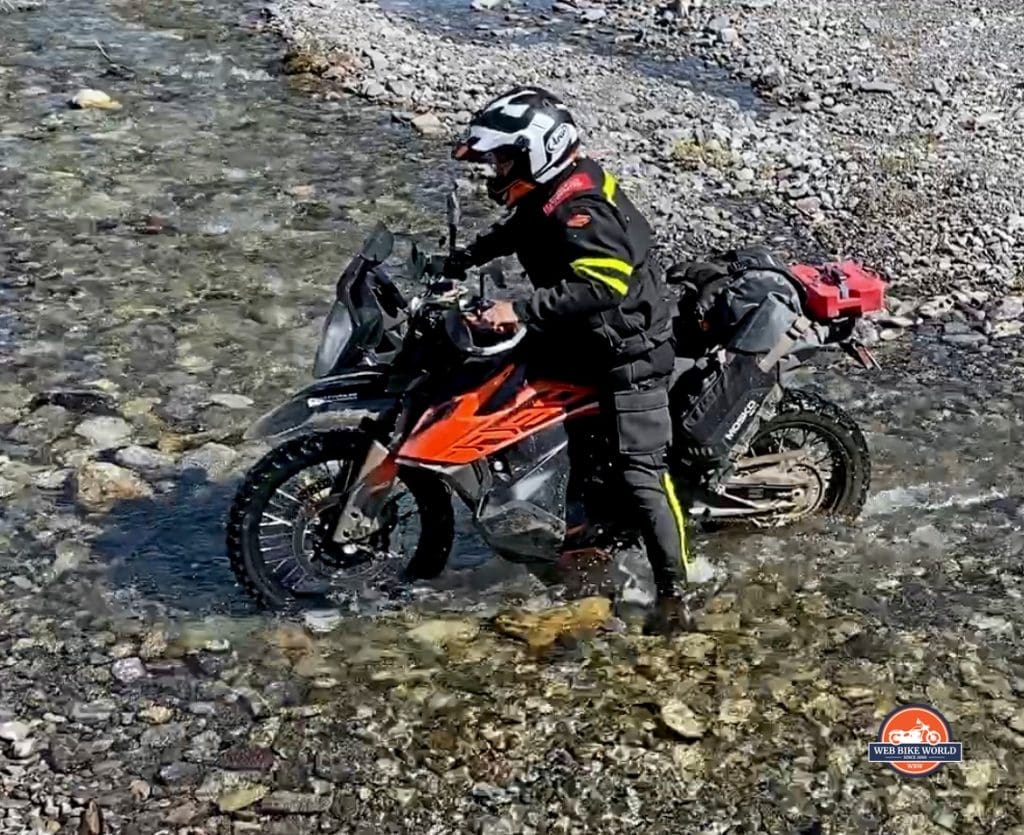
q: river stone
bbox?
[159,762,202,787]
[387,79,414,98]
[303,610,343,635]
[209,393,253,410]
[179,443,238,480]
[0,721,30,743]
[74,416,132,448]
[719,698,755,725]
[115,445,176,473]
[141,705,175,725]
[660,701,707,739]
[49,540,90,579]
[494,597,611,650]
[72,700,117,723]
[411,113,445,136]
[407,619,480,647]
[217,783,268,813]
[75,462,153,511]
[141,722,187,748]
[858,79,898,94]
[260,790,333,814]
[111,657,147,684]
[11,738,36,759]
[69,88,122,110]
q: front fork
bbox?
[329,394,419,544]
[330,439,398,544]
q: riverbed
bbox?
[1,0,1023,832]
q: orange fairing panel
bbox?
[398,364,597,466]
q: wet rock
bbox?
[282,48,353,77]
[72,700,117,723]
[159,762,203,787]
[0,721,30,743]
[140,722,186,747]
[407,618,480,647]
[74,416,131,448]
[695,612,741,632]
[387,79,414,98]
[858,79,898,94]
[675,633,716,662]
[114,445,176,473]
[217,783,268,813]
[660,701,707,739]
[795,196,822,216]
[129,778,152,802]
[359,79,386,99]
[179,443,238,480]
[164,803,200,825]
[217,745,276,772]
[75,462,153,511]
[69,88,121,110]
[302,609,342,635]
[209,393,254,409]
[260,791,332,814]
[140,705,175,725]
[9,404,71,444]
[140,629,169,659]
[45,539,90,581]
[411,113,445,137]
[494,597,611,650]
[11,738,36,758]
[111,658,147,684]
[718,698,755,725]
[77,800,104,835]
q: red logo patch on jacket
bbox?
[566,212,591,228]
[543,172,594,215]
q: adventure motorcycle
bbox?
[227,188,884,609]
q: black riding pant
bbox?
[523,337,689,596]
[589,379,688,597]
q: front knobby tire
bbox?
[226,429,454,610]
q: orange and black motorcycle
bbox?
[227,190,884,609]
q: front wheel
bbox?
[226,429,454,610]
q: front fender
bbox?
[244,370,397,442]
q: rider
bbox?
[446,85,692,635]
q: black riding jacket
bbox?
[466,158,674,379]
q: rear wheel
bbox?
[226,429,454,610]
[742,389,871,520]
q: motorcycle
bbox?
[227,186,883,609]
[888,721,942,746]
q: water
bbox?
[2,4,1024,829]
[2,0,1023,641]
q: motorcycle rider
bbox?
[445,85,693,635]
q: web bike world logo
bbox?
[868,704,963,777]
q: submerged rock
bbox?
[494,597,612,650]
[74,416,132,449]
[75,462,153,511]
[407,618,480,647]
[660,701,707,739]
[69,88,122,110]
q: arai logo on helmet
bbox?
[545,124,571,155]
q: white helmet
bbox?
[453,86,581,206]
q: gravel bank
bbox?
[266,0,1024,318]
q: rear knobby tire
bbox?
[754,388,871,519]
[226,429,454,609]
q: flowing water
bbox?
[3,3,1024,831]
[2,0,1023,655]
